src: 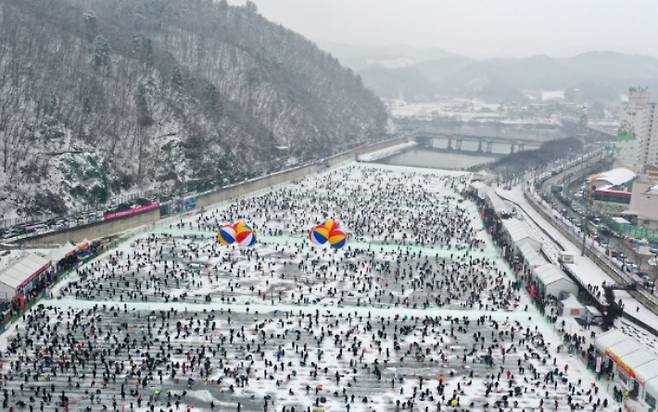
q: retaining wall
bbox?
[16,136,410,247]
[17,209,161,247]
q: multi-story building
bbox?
[628,174,658,229]
[617,87,658,171]
[643,105,658,168]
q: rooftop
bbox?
[501,218,537,244]
[533,263,572,286]
[589,167,636,187]
[0,252,50,290]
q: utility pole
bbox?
[581,201,588,257]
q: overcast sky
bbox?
[229,0,658,58]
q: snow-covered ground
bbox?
[387,98,563,125]
[0,163,616,411]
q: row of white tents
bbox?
[473,180,658,410]
[499,217,578,299]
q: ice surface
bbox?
[0,163,617,411]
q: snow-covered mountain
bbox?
[349,50,658,104]
[0,0,387,218]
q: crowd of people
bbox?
[1,164,617,410]
[1,304,612,411]
[58,167,515,311]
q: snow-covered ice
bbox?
[0,163,617,411]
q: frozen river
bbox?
[0,163,614,411]
[380,149,498,170]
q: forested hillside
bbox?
[0,0,387,217]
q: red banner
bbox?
[104,203,160,222]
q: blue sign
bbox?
[183,196,197,211]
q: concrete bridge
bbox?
[411,131,543,155]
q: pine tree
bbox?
[93,34,111,70]
[172,67,184,89]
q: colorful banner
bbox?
[103,203,160,222]
[16,262,51,290]
[607,350,639,382]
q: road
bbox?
[511,154,658,331]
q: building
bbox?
[588,167,636,190]
[644,165,658,180]
[500,218,541,251]
[587,167,636,213]
[0,243,82,304]
[617,87,658,171]
[637,102,658,170]
[627,175,658,229]
[47,242,78,271]
[517,238,546,269]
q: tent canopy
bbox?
[518,238,546,267]
[484,188,512,215]
[47,242,77,263]
[595,329,633,353]
[607,337,643,358]
[502,219,538,245]
[0,253,50,289]
[595,329,658,391]
[534,264,570,286]
[646,375,658,401]
[560,294,584,311]
[634,359,658,384]
[622,349,656,370]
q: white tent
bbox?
[469,181,487,200]
[484,188,513,216]
[517,238,547,268]
[559,294,586,317]
[47,242,77,264]
[595,329,633,353]
[622,349,656,372]
[0,252,51,300]
[635,360,658,387]
[588,167,636,187]
[605,336,644,359]
[645,375,658,409]
[533,263,577,298]
[502,219,541,250]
